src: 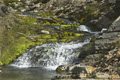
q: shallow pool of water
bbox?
[0,66,56,80]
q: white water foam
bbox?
[77,25,91,32]
[11,39,90,70]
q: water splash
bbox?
[11,40,90,70]
[77,25,91,32]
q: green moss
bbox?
[60,24,79,30]
[42,17,66,26]
[0,36,35,65]
[0,15,39,65]
[59,36,75,42]
[4,0,18,5]
[80,17,87,24]
[42,21,51,25]
[17,16,37,26]
[48,39,58,42]
[39,34,52,39]
[0,61,3,65]
[74,33,84,37]
[18,7,24,10]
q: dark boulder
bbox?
[95,15,120,54]
[108,16,120,32]
[78,43,95,59]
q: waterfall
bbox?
[11,39,90,70]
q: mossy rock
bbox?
[56,65,69,73]
[60,24,79,30]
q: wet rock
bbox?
[56,64,89,74]
[56,65,69,73]
[55,64,97,79]
[70,65,87,74]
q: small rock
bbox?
[79,72,87,78]
[0,67,2,73]
[0,70,2,72]
[20,9,26,12]
[86,66,97,74]
[41,30,50,34]
[101,28,107,33]
[96,72,110,78]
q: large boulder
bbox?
[108,16,120,31]
[56,64,87,74]
[95,15,120,54]
[87,0,120,31]
[78,43,95,59]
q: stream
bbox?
[0,20,99,80]
[0,66,56,80]
[0,40,89,80]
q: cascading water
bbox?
[77,25,91,32]
[11,39,90,70]
[77,25,100,34]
